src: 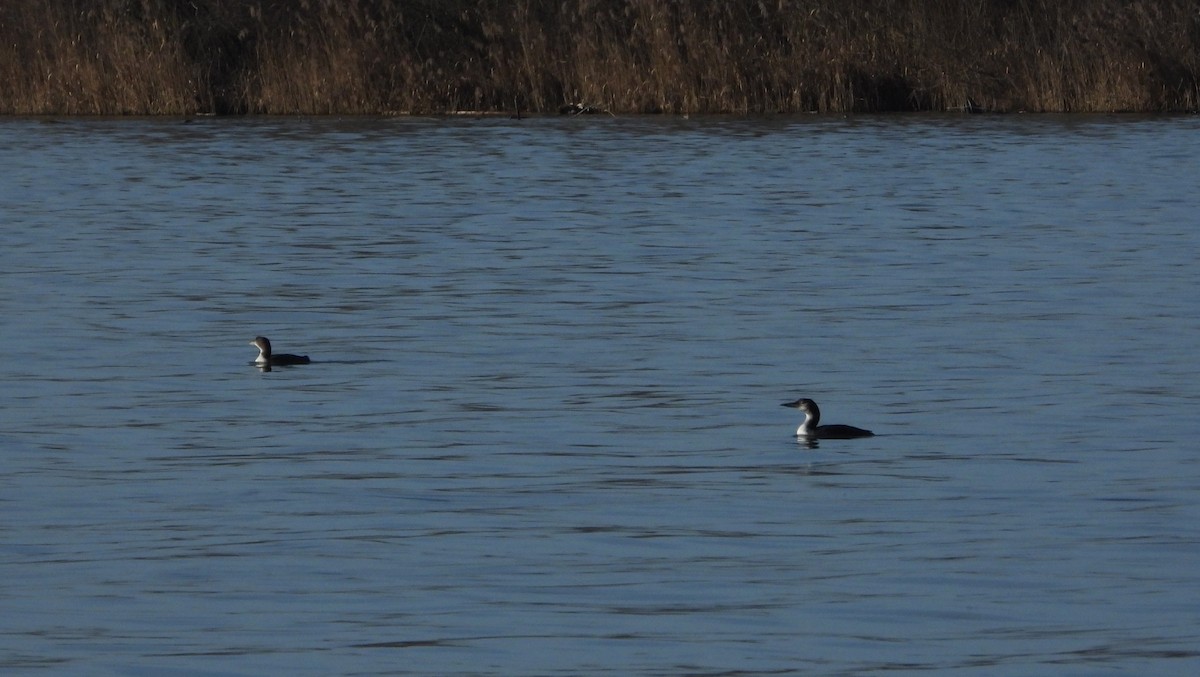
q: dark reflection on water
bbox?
[2,115,1199,675]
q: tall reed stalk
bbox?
[2,0,1197,115]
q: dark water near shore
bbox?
[2,115,1199,676]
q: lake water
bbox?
[2,114,1199,676]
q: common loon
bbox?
[250,336,310,366]
[782,398,874,439]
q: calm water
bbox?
[2,114,1199,676]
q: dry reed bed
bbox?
[2,0,1198,115]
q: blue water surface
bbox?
[2,114,1199,675]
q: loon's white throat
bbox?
[796,406,819,436]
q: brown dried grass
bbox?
[1,0,1197,115]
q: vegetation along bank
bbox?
[2,0,1198,115]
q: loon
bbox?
[782,398,874,439]
[250,336,310,366]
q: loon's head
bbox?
[781,398,818,413]
[250,336,272,362]
[781,398,821,425]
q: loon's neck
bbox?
[796,410,818,436]
[254,349,270,364]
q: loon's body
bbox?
[782,398,873,439]
[250,336,310,366]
